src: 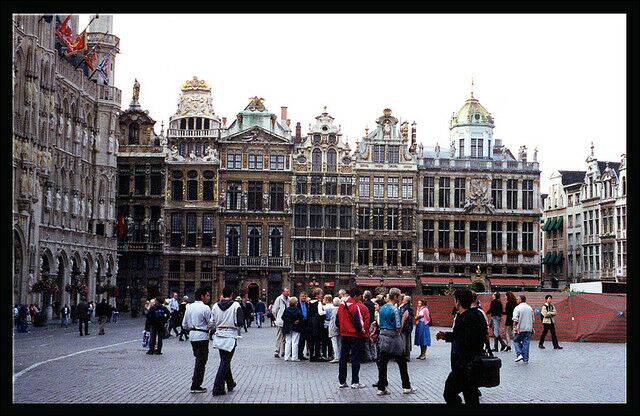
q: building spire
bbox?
[470,76,475,99]
[591,141,594,157]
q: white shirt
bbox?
[272,294,289,327]
[168,298,179,312]
[512,302,535,332]
[181,301,212,342]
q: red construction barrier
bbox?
[414,292,626,343]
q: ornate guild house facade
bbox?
[13,15,121,315]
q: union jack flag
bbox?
[96,51,111,84]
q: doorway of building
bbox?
[248,283,259,303]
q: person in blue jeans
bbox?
[511,294,535,363]
[255,298,266,328]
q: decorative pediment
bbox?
[223,126,291,144]
[463,177,495,214]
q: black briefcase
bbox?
[469,351,502,388]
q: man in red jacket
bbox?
[337,287,370,389]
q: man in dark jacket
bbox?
[296,292,310,360]
[244,300,254,328]
[362,290,376,362]
[178,296,190,341]
[436,288,488,405]
[255,298,267,328]
[76,299,90,336]
[399,295,415,361]
[96,299,111,335]
[147,296,170,355]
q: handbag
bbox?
[142,330,150,348]
[378,328,404,356]
[468,348,502,388]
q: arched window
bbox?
[172,171,183,201]
[248,226,261,257]
[312,148,322,172]
[202,170,214,201]
[327,148,337,172]
[128,123,140,145]
[269,226,283,257]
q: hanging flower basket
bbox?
[452,248,467,255]
[424,248,437,254]
[491,250,506,256]
[521,250,537,257]
[438,248,451,255]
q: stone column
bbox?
[502,179,507,210]
[434,177,440,208]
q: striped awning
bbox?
[355,278,380,287]
[555,217,563,230]
[542,218,552,231]
[490,278,539,288]
[420,276,471,287]
[554,251,564,265]
[383,278,417,288]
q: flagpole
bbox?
[75,30,109,70]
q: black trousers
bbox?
[539,323,560,347]
[190,340,209,389]
[310,326,323,359]
[78,318,89,335]
[297,324,309,357]
[179,325,190,340]
[321,327,332,358]
[443,367,479,405]
[149,326,163,352]
[377,351,411,390]
[213,346,236,394]
[338,336,365,384]
[168,312,180,335]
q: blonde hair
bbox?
[333,297,341,306]
[289,296,299,306]
[312,287,324,298]
[324,294,333,303]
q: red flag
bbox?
[83,50,97,70]
[118,214,125,240]
[65,30,87,57]
[55,15,73,48]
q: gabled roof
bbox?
[597,161,621,177]
[222,125,292,144]
[558,170,586,186]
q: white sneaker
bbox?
[351,383,366,389]
[515,355,524,362]
[236,335,243,339]
[339,383,349,388]
[329,358,340,363]
[377,389,390,396]
[402,387,417,394]
[283,357,290,361]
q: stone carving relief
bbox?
[463,178,495,214]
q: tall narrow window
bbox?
[423,177,434,207]
[326,148,337,172]
[128,123,139,145]
[491,179,503,209]
[202,171,214,201]
[402,208,413,231]
[296,176,307,195]
[226,181,241,210]
[269,226,283,257]
[438,220,450,248]
[373,145,385,163]
[187,170,198,200]
[324,241,337,264]
[402,178,413,199]
[388,146,399,164]
[202,212,214,247]
[359,176,370,198]
[374,177,384,198]
[401,241,413,266]
[339,241,352,265]
[226,225,240,256]
[119,173,130,195]
[312,149,322,171]
[294,205,308,228]
[387,241,398,266]
[340,177,353,196]
[372,207,384,230]
[459,139,464,156]
[325,176,337,195]
[522,180,533,210]
[423,219,434,249]
[358,207,370,230]
[294,240,306,262]
[491,221,503,250]
[454,220,465,249]
[269,182,284,211]
[310,175,322,195]
[454,178,465,208]
[388,208,398,230]
[248,225,261,257]
[470,221,487,253]
[478,138,484,157]
[325,205,337,228]
[309,240,322,262]
[439,177,450,207]
[171,213,182,247]
[506,221,518,251]
[372,240,384,266]
[186,213,196,247]
[339,206,353,229]
[172,171,183,201]
[248,181,263,211]
[471,138,477,158]
[358,240,369,265]
[387,177,399,198]
[506,179,518,209]
[135,168,146,196]
[310,205,323,228]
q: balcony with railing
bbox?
[217,256,289,268]
[470,253,487,263]
[418,157,539,172]
[507,254,519,263]
[167,129,218,138]
[168,271,180,280]
[97,84,122,106]
[118,241,163,252]
[200,272,213,281]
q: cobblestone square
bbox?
[12,316,626,404]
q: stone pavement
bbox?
[12,316,626,403]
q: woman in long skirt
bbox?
[414,300,431,360]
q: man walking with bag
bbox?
[337,287,370,389]
[539,295,563,350]
[436,288,487,405]
[210,286,243,396]
[182,288,212,393]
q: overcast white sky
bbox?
[80,14,626,190]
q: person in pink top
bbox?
[413,299,432,360]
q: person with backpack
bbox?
[147,296,170,355]
[539,294,563,350]
[336,286,370,389]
